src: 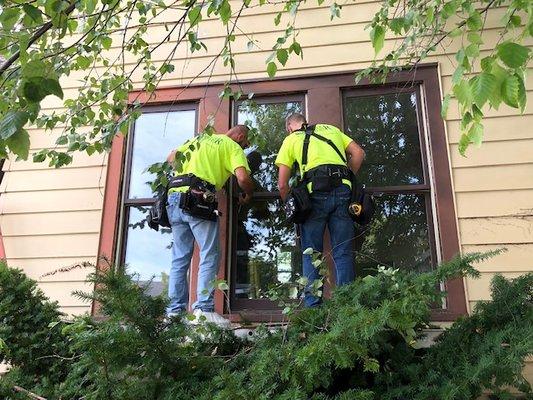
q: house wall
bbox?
[0,1,531,326]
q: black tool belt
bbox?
[303,164,351,192]
[169,174,216,192]
[169,174,218,221]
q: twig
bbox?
[13,386,47,400]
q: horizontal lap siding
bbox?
[0,2,531,327]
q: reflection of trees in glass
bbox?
[238,100,302,192]
[355,194,432,275]
[236,200,301,299]
[345,92,433,275]
[344,92,425,187]
[235,100,303,299]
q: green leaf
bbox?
[501,74,519,108]
[487,63,507,109]
[22,4,43,23]
[441,94,451,119]
[188,6,202,26]
[22,78,48,102]
[0,8,20,30]
[449,27,462,38]
[497,42,531,68]
[0,111,29,139]
[76,56,92,69]
[274,12,281,26]
[389,17,405,35]
[267,62,277,78]
[458,133,470,156]
[466,11,482,30]
[467,32,482,45]
[370,25,385,55]
[21,59,48,78]
[219,0,231,24]
[508,15,521,28]
[471,73,497,108]
[289,41,302,56]
[42,78,64,99]
[276,49,288,66]
[467,122,483,147]
[217,281,229,291]
[516,73,526,113]
[6,129,30,160]
[101,36,112,50]
[465,44,479,58]
[453,80,473,107]
[452,66,464,84]
[442,1,458,19]
[480,56,494,72]
[85,0,97,14]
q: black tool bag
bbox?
[348,175,375,226]
[167,174,219,221]
[284,128,313,224]
[179,189,218,221]
[147,190,171,231]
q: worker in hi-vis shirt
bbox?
[275,113,365,307]
[166,125,254,325]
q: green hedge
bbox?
[0,254,531,400]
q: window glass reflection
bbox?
[124,206,172,296]
[237,101,302,192]
[344,92,425,187]
[235,199,302,299]
[354,193,432,275]
[129,110,196,199]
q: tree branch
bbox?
[0,1,77,77]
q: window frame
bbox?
[341,85,439,273]
[116,103,199,271]
[97,64,466,321]
[230,94,306,310]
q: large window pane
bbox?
[344,92,425,187]
[129,110,196,199]
[235,199,302,299]
[124,206,173,296]
[237,100,302,192]
[354,193,432,274]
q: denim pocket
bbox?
[167,192,180,206]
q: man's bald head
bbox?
[226,124,250,149]
[285,113,307,133]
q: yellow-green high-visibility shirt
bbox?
[169,133,250,193]
[274,124,354,190]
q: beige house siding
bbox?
[0,1,531,329]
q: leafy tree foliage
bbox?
[1,254,532,399]
[0,0,530,166]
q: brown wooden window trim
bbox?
[229,94,306,312]
[97,63,465,321]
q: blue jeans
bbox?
[301,185,355,307]
[166,192,220,314]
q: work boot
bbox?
[191,309,231,329]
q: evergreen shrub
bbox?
[0,254,531,400]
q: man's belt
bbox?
[169,174,216,192]
[303,164,351,181]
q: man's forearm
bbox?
[348,155,364,175]
[277,164,291,201]
[238,176,254,196]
